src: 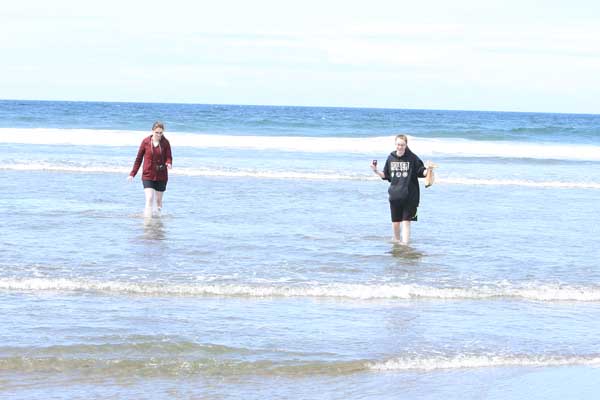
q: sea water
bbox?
[1,100,600,399]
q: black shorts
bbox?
[389,201,418,222]
[142,180,167,192]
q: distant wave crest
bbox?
[2,128,600,161]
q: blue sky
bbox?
[2,0,600,113]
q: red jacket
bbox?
[130,135,173,181]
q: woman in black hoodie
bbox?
[371,134,431,244]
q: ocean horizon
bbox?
[4,97,600,115]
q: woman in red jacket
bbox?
[128,121,173,217]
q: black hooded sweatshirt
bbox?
[382,148,426,206]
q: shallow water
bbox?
[1,101,600,399]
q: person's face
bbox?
[153,128,164,140]
[395,138,407,156]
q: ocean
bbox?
[1,99,600,399]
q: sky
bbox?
[1,0,600,113]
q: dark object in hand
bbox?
[372,159,378,166]
[156,164,165,171]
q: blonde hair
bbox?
[395,134,408,143]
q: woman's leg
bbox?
[144,188,156,217]
[392,222,401,242]
[155,191,164,212]
[401,221,411,244]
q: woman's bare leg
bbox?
[144,188,156,218]
[392,222,401,242]
[156,191,164,213]
[401,221,411,244]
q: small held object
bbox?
[372,159,378,166]
[425,162,438,188]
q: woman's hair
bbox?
[152,121,165,131]
[395,134,408,143]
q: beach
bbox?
[1,100,600,399]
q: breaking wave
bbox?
[2,162,599,189]
[369,354,600,371]
[2,278,600,302]
[2,128,600,161]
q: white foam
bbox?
[438,177,600,190]
[4,162,128,174]
[173,167,361,181]
[369,354,600,371]
[0,128,391,153]
[2,162,599,189]
[2,128,599,161]
[0,163,362,180]
[0,128,144,147]
[2,278,600,302]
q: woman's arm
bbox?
[164,139,173,168]
[130,140,146,177]
[370,160,385,178]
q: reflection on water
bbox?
[142,217,166,241]
[388,243,425,261]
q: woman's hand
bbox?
[371,160,385,178]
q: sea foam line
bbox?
[440,177,600,190]
[369,354,600,371]
[1,163,359,181]
[2,278,600,302]
[2,353,597,377]
[2,128,600,161]
[3,163,600,189]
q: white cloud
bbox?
[2,0,600,112]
